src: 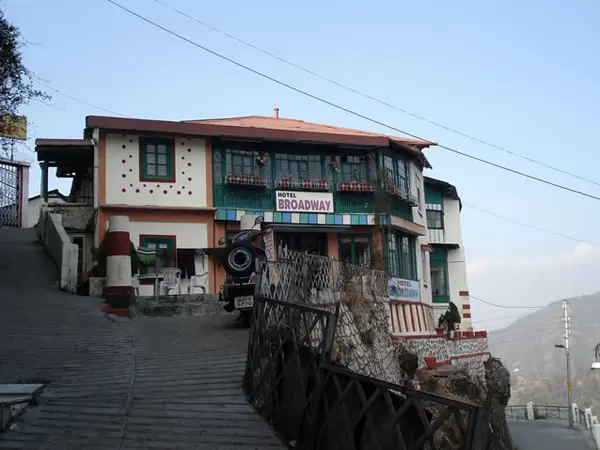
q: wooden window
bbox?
[140,138,175,181]
[225,149,259,176]
[426,210,443,229]
[275,154,323,179]
[139,235,176,275]
[385,230,416,280]
[339,235,372,266]
[340,155,367,182]
[380,152,410,195]
[431,264,448,298]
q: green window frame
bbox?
[340,155,368,182]
[426,209,443,229]
[139,235,176,275]
[385,230,417,280]
[380,152,410,196]
[140,138,175,181]
[430,248,449,303]
[339,234,372,266]
[275,154,323,179]
[225,149,260,176]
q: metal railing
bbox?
[244,259,489,449]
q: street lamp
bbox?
[590,343,600,370]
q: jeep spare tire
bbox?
[223,242,259,278]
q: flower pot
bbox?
[424,355,437,370]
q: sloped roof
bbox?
[35,139,93,147]
[86,115,434,168]
[185,115,433,149]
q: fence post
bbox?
[526,402,535,420]
[593,424,600,448]
[573,403,579,423]
[586,409,593,429]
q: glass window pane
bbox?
[146,152,156,164]
[157,165,167,176]
[157,154,167,165]
[146,164,156,176]
[157,145,167,154]
[146,144,156,154]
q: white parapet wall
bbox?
[38,206,79,293]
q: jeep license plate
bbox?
[234,296,254,309]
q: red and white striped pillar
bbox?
[459,290,472,330]
[103,216,134,298]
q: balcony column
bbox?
[40,162,49,202]
[103,216,135,302]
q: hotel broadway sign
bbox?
[275,190,334,214]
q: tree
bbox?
[0,8,49,158]
[438,301,462,335]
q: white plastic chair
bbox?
[188,272,209,294]
[158,267,182,295]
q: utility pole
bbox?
[563,299,574,429]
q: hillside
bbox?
[488,292,600,411]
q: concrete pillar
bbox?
[573,403,579,423]
[526,402,535,420]
[587,408,594,429]
[103,216,134,300]
[592,424,600,448]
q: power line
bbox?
[153,0,600,189]
[33,79,127,117]
[470,294,545,309]
[107,0,600,203]
[464,203,598,246]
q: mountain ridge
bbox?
[487,292,600,411]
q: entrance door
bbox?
[276,232,328,256]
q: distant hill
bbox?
[488,292,600,411]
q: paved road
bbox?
[509,420,594,450]
[0,228,284,449]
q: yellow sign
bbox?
[0,115,27,140]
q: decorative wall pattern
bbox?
[401,336,490,368]
[104,134,208,208]
[215,208,382,225]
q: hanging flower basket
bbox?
[225,174,267,187]
[337,181,374,193]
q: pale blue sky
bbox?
[4,0,600,328]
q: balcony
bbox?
[212,146,415,222]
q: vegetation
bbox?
[488,292,600,413]
[0,9,49,158]
[438,301,462,334]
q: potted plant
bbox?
[437,301,462,338]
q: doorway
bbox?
[276,232,328,256]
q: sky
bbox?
[3,0,600,329]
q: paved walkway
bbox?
[509,420,594,450]
[0,228,284,449]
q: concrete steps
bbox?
[0,384,44,433]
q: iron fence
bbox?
[0,161,20,227]
[504,405,528,420]
[505,404,571,421]
[245,258,489,449]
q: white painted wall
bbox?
[104,133,208,208]
[27,196,65,228]
[127,221,210,296]
[443,196,463,245]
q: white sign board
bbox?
[275,190,334,214]
[388,277,420,302]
